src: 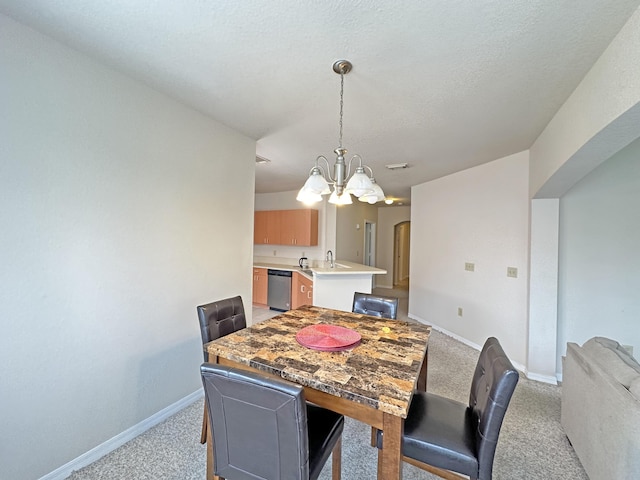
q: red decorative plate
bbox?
[296,324,361,351]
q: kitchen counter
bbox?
[253,260,386,280]
[253,262,313,281]
[308,260,386,276]
[253,260,387,312]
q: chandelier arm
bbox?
[345,154,364,179]
[315,155,335,182]
[362,164,375,178]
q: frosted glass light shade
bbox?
[358,182,385,204]
[296,188,323,204]
[345,167,374,197]
[302,168,331,195]
[328,190,353,205]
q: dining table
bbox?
[203,305,431,480]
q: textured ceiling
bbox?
[1,1,638,204]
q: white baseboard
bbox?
[410,313,483,350]
[525,371,559,385]
[409,314,556,385]
[40,389,204,480]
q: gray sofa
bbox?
[561,337,640,480]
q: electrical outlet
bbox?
[465,262,475,272]
[507,267,518,278]
[457,307,463,317]
[273,250,277,256]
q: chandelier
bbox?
[297,60,385,205]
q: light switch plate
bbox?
[507,267,518,278]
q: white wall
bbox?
[254,191,335,265]
[557,138,640,365]
[530,6,640,198]
[0,15,255,480]
[335,201,378,263]
[410,152,530,368]
[528,199,560,382]
[376,206,411,288]
[527,6,640,378]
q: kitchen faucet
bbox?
[326,250,335,268]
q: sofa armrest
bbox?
[561,342,640,480]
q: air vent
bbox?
[385,163,408,170]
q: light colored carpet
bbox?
[66,327,587,479]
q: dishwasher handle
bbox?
[268,269,293,277]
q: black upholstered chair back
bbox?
[352,292,399,319]
[468,337,519,479]
[201,363,309,480]
[197,295,246,360]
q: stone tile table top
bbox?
[204,305,431,418]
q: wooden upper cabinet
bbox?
[254,211,266,244]
[280,209,318,246]
[254,210,281,245]
[254,209,318,246]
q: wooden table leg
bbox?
[206,418,222,480]
[204,352,221,479]
[201,354,216,444]
[370,426,378,448]
[377,412,403,480]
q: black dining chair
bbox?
[352,292,399,319]
[201,363,344,480]
[196,295,247,444]
[376,337,519,480]
[353,291,401,446]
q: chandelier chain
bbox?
[338,72,344,149]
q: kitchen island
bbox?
[253,259,386,312]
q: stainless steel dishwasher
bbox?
[267,269,292,311]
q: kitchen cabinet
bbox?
[252,267,268,305]
[254,210,281,245]
[254,209,318,246]
[280,209,318,246]
[292,272,313,309]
